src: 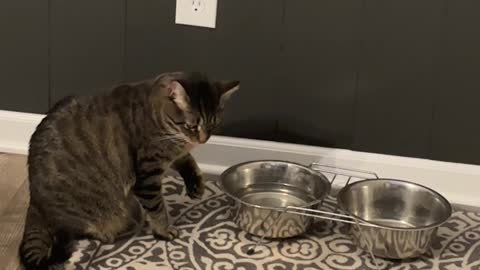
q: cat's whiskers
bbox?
[153,133,191,145]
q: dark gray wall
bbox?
[50,0,125,103]
[0,1,48,112]
[1,0,480,165]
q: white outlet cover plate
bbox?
[175,0,217,29]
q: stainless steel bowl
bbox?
[220,160,331,238]
[337,179,452,259]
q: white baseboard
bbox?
[0,110,44,155]
[1,109,479,207]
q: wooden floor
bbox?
[0,153,29,270]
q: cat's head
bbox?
[162,72,239,144]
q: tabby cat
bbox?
[19,72,239,270]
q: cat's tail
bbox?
[19,204,72,270]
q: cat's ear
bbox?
[216,80,240,105]
[167,81,190,111]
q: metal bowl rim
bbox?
[219,160,332,211]
[337,178,453,231]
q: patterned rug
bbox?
[67,176,480,270]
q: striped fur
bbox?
[19,72,239,269]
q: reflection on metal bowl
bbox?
[219,160,331,238]
[337,179,452,259]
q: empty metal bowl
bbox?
[220,160,331,238]
[337,179,452,259]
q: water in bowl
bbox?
[235,182,316,208]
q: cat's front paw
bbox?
[186,174,205,200]
[153,226,179,241]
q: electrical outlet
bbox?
[175,0,217,29]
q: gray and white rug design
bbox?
[69,176,480,270]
